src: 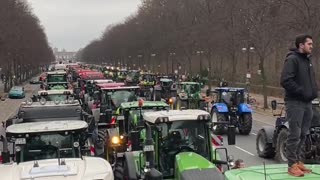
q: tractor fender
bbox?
[212,103,228,113]
[238,103,253,113]
[124,152,139,180]
[260,126,275,144]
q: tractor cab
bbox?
[37,89,74,102]
[176,82,206,109]
[126,70,140,86]
[117,69,128,82]
[0,121,114,180]
[116,110,236,180]
[104,100,169,164]
[140,73,156,86]
[91,86,140,127]
[45,71,68,90]
[154,78,177,104]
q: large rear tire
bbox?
[275,128,288,163]
[154,91,161,101]
[211,108,227,135]
[256,129,275,158]
[238,113,253,135]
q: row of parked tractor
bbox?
[1,61,320,180]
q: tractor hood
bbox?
[175,152,224,180]
[225,164,320,180]
[0,157,113,180]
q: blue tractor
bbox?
[209,87,253,135]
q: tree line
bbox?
[81,0,320,108]
[0,0,54,92]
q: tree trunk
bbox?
[260,56,268,109]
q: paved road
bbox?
[0,82,39,136]
[223,110,279,167]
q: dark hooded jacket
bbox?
[280,48,318,102]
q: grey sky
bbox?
[27,0,142,52]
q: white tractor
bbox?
[0,120,114,180]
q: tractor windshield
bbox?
[47,74,67,83]
[109,91,136,107]
[183,84,200,94]
[21,133,77,162]
[157,120,209,177]
[220,91,244,106]
[143,74,155,82]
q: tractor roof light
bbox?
[40,98,47,105]
[197,114,210,121]
[111,136,120,145]
[155,117,169,124]
[54,98,61,105]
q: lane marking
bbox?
[235,146,255,156]
[251,132,257,136]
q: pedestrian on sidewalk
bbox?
[280,34,318,177]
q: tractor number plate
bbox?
[143,145,154,152]
[15,138,26,145]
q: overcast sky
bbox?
[26,0,142,52]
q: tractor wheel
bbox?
[238,113,253,135]
[95,128,106,158]
[211,108,227,135]
[199,101,206,110]
[275,128,288,163]
[256,129,275,158]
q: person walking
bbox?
[280,34,318,177]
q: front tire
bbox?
[275,128,288,163]
[256,129,275,158]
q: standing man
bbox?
[281,34,318,177]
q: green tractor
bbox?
[115,109,236,180]
[105,100,169,166]
[176,82,206,110]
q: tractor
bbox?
[0,120,114,180]
[126,70,140,86]
[138,72,156,101]
[114,109,236,180]
[116,69,128,82]
[176,81,206,110]
[209,87,253,135]
[104,100,169,166]
[153,77,177,105]
[256,99,320,163]
[90,86,140,157]
[44,71,69,90]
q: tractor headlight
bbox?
[111,136,120,145]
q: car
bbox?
[8,86,25,99]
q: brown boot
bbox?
[288,163,304,177]
[297,161,312,173]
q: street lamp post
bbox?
[242,46,255,101]
[169,52,176,74]
[151,53,156,72]
[196,50,204,73]
[137,55,142,70]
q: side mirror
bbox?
[227,125,236,145]
[271,100,277,110]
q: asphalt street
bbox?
[222,110,279,167]
[0,82,280,167]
